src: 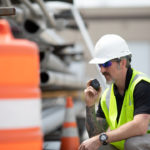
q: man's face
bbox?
[99,60,122,84]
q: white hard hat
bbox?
[89,34,132,64]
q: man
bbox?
[79,34,150,150]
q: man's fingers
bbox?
[78,145,81,150]
[84,87,97,96]
[87,79,93,87]
[78,144,85,150]
[98,86,102,93]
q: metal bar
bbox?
[19,0,40,17]
[40,51,70,73]
[42,90,82,99]
[0,7,15,16]
[40,70,85,89]
[42,100,85,135]
[34,0,56,28]
[71,6,106,89]
[1,0,11,7]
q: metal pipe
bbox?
[40,70,85,89]
[22,18,60,46]
[1,0,11,7]
[39,28,65,44]
[40,51,70,73]
[19,0,41,17]
[34,0,56,28]
[71,6,106,89]
[71,6,94,56]
[36,1,106,89]
[23,18,65,45]
[28,2,70,44]
[42,98,65,110]
[42,100,85,135]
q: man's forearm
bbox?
[82,114,150,150]
[86,105,108,137]
[107,114,150,143]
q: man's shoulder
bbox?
[135,80,150,89]
[134,80,150,96]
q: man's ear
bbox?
[120,59,126,68]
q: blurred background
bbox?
[0,0,150,149]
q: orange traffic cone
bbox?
[60,96,80,150]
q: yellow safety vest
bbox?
[101,68,150,150]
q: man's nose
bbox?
[100,66,106,73]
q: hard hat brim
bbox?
[89,51,132,64]
[89,58,109,64]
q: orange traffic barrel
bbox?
[0,19,43,150]
[60,96,80,150]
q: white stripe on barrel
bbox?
[0,99,41,129]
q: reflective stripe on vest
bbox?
[131,73,145,85]
[106,86,111,110]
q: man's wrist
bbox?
[86,105,95,113]
[93,135,102,149]
[86,105,95,109]
[85,101,96,107]
[99,133,108,145]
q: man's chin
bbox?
[106,80,114,85]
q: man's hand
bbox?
[84,80,101,107]
[78,135,101,150]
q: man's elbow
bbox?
[139,125,148,135]
[134,114,150,135]
[136,122,149,135]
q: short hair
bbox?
[120,54,132,68]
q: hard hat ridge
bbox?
[89,34,132,64]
